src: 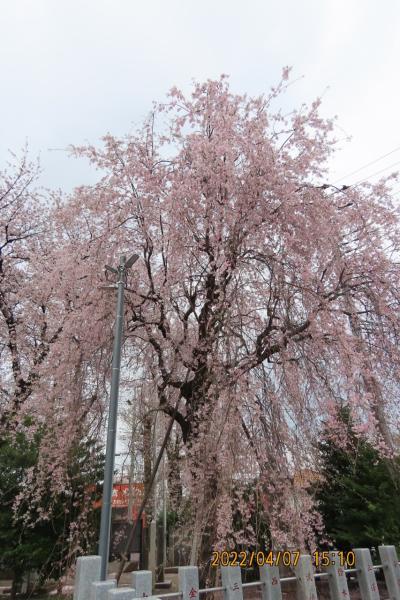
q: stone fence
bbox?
[74,546,400,600]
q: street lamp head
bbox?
[105,264,118,274]
[125,253,139,269]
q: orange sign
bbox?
[92,483,145,518]
[112,483,144,508]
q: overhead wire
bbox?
[326,159,400,198]
[332,144,400,185]
[351,159,400,187]
[389,186,400,197]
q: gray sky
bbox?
[2,0,400,197]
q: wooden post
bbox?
[354,548,379,600]
[294,554,318,600]
[378,545,400,600]
[141,523,149,570]
[220,566,243,600]
[259,565,282,600]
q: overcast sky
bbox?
[2,0,400,199]
[3,0,399,478]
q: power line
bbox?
[332,144,400,184]
[328,159,400,196]
[389,186,400,196]
[351,159,400,187]
[326,163,400,198]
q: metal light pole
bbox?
[98,253,138,580]
[162,449,167,572]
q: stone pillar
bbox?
[148,521,157,585]
[378,545,400,600]
[354,548,379,600]
[323,551,350,600]
[21,573,29,595]
[73,556,101,600]
[91,580,116,600]
[168,533,176,566]
[131,570,153,598]
[259,565,282,600]
[179,566,199,600]
[220,566,243,600]
[107,588,136,600]
[294,554,317,600]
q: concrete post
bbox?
[21,573,29,595]
[323,552,350,600]
[168,533,176,566]
[107,588,136,600]
[99,253,139,580]
[74,556,101,600]
[179,566,199,600]
[148,521,157,585]
[220,566,243,600]
[99,256,127,580]
[354,548,379,600]
[378,545,400,600]
[259,565,282,600]
[91,581,116,600]
[131,570,153,598]
[294,554,318,600]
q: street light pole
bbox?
[98,253,138,580]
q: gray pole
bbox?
[99,255,126,580]
[162,450,167,571]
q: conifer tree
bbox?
[0,430,104,595]
[316,407,400,550]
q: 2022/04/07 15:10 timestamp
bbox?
[210,550,356,568]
